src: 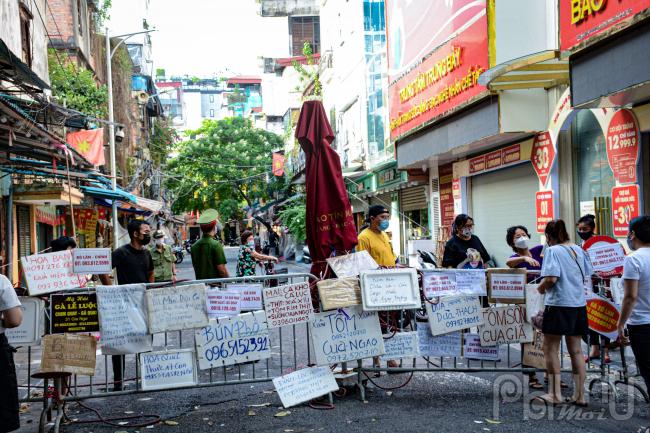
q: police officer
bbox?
[191,209,229,279]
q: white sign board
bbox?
[263,282,314,328]
[139,349,197,391]
[206,288,241,318]
[195,310,271,369]
[326,250,378,278]
[273,366,339,408]
[96,284,152,355]
[587,243,625,274]
[464,333,500,361]
[21,250,85,296]
[360,268,420,311]
[417,326,462,358]
[488,270,526,303]
[380,331,420,361]
[310,306,385,366]
[227,283,263,311]
[479,306,534,347]
[6,297,44,346]
[72,248,112,274]
[422,269,486,298]
[525,284,545,324]
[146,284,209,333]
[426,295,484,336]
[610,277,625,305]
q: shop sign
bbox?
[469,144,524,176]
[535,190,554,233]
[469,155,486,174]
[50,293,99,333]
[36,205,64,226]
[452,178,461,199]
[560,0,650,51]
[606,109,639,184]
[485,150,502,170]
[531,132,556,187]
[387,1,488,140]
[377,166,401,187]
[612,184,640,237]
[440,164,455,229]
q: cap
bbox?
[153,230,164,239]
[368,205,389,218]
[197,208,219,224]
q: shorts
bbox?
[541,305,588,336]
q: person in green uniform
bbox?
[150,230,176,282]
[191,209,229,279]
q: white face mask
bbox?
[461,228,472,238]
[514,236,529,249]
[247,241,255,248]
[155,238,164,246]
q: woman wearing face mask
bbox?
[576,214,596,245]
[442,214,490,269]
[506,226,543,278]
[236,230,278,277]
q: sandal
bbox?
[531,396,563,407]
[565,398,588,407]
[528,378,544,390]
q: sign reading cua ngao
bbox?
[386,0,489,140]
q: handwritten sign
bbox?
[206,288,241,318]
[360,268,420,311]
[21,250,85,296]
[380,331,420,361]
[525,284,545,324]
[479,306,533,346]
[488,269,526,303]
[310,306,385,366]
[40,333,97,376]
[227,283,263,311]
[195,310,271,369]
[273,366,339,408]
[263,282,314,328]
[417,326,461,357]
[463,333,499,361]
[610,277,624,305]
[96,284,152,355]
[146,284,209,333]
[317,277,362,311]
[422,269,486,298]
[72,248,112,274]
[586,293,620,340]
[139,349,197,391]
[50,293,99,333]
[587,243,625,275]
[6,297,44,346]
[522,330,548,370]
[426,296,484,336]
[326,250,378,278]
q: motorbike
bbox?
[417,250,437,270]
[172,245,184,264]
[302,245,311,264]
[183,239,195,254]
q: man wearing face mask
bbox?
[150,230,176,282]
[357,205,397,266]
[442,214,490,269]
[191,209,229,280]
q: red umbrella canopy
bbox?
[295,100,358,277]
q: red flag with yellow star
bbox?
[67,128,105,166]
[272,152,285,176]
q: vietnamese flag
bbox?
[67,128,105,166]
[272,152,285,176]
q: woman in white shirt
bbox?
[0,274,23,432]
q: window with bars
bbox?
[17,205,32,258]
[289,16,320,56]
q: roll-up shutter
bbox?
[17,205,32,258]
[371,192,392,209]
[401,186,427,212]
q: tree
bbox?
[278,196,306,242]
[165,117,286,214]
[149,118,179,168]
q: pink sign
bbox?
[606,109,639,184]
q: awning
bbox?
[14,183,83,206]
[80,185,136,202]
[478,50,569,91]
[93,198,150,215]
[134,196,164,213]
[0,39,50,91]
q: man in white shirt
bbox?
[617,215,650,393]
[0,274,23,432]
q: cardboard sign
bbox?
[146,284,209,333]
[227,283,263,311]
[206,288,241,318]
[72,248,112,274]
[273,366,339,408]
[612,184,640,238]
[326,250,378,278]
[310,306,385,366]
[6,297,44,346]
[535,190,555,233]
[263,282,314,328]
[426,295,484,336]
[610,277,625,305]
[96,284,152,355]
[40,333,97,376]
[380,331,420,361]
[360,268,420,311]
[463,333,499,361]
[417,326,461,358]
[584,236,625,276]
[195,310,271,369]
[21,250,85,296]
[422,269,486,298]
[525,284,545,324]
[606,109,639,184]
[479,306,533,347]
[50,293,99,333]
[586,293,620,340]
[522,330,547,370]
[317,277,362,311]
[488,269,526,303]
[140,349,197,391]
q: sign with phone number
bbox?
[612,184,640,237]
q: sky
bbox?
[108,0,289,78]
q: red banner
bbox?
[67,129,105,166]
[531,131,556,187]
[560,0,650,51]
[536,190,554,233]
[36,206,64,226]
[612,184,640,237]
[606,109,639,184]
[272,152,285,177]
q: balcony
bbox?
[260,0,319,17]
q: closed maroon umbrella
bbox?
[295,100,358,280]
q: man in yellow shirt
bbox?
[357,205,397,266]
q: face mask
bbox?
[577,230,593,241]
[627,236,637,251]
[461,228,472,238]
[514,236,529,249]
[379,220,390,231]
[141,234,151,245]
[247,241,255,248]
[155,238,164,246]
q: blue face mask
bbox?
[627,236,636,251]
[379,220,390,231]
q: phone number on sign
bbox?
[204,336,269,362]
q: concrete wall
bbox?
[46,0,94,70]
[260,0,319,17]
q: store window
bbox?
[405,209,429,240]
[571,110,615,235]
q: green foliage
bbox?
[156,68,166,78]
[218,199,242,222]
[291,42,321,98]
[165,117,287,214]
[278,196,306,242]
[149,118,179,168]
[48,50,108,119]
[93,0,112,27]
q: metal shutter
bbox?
[371,192,392,209]
[470,163,539,267]
[401,186,427,212]
[16,205,32,258]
